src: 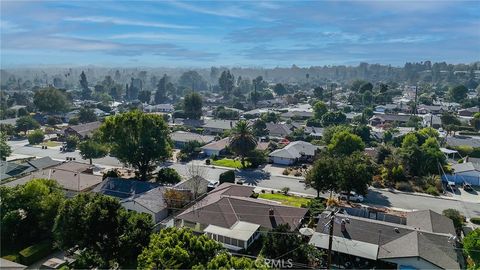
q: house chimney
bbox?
[269,208,274,217]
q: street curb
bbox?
[372,187,480,203]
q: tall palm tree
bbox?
[229,120,257,168]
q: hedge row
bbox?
[471,217,480,225]
[19,240,54,265]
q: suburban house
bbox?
[201,137,230,157]
[266,122,294,138]
[422,114,442,128]
[93,177,159,199]
[64,121,101,139]
[445,136,480,148]
[458,106,479,117]
[6,161,102,196]
[120,176,209,224]
[445,162,480,186]
[143,103,174,113]
[21,156,63,173]
[309,210,462,269]
[0,161,32,181]
[374,104,399,113]
[269,141,319,165]
[280,110,313,120]
[170,131,215,149]
[175,183,308,251]
[202,119,237,134]
[121,186,169,224]
[416,105,447,115]
[369,114,412,127]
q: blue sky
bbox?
[1,0,479,67]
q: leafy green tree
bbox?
[137,227,223,269]
[0,132,11,160]
[100,110,171,181]
[359,82,373,93]
[442,209,464,231]
[78,139,108,164]
[219,70,235,98]
[260,112,280,123]
[229,120,257,168]
[54,193,152,268]
[313,86,324,99]
[261,224,322,264]
[1,179,64,250]
[34,87,70,113]
[313,101,328,119]
[28,129,44,145]
[247,149,267,168]
[204,251,269,270]
[328,130,365,156]
[184,92,203,120]
[78,108,97,123]
[306,154,339,197]
[219,170,235,184]
[252,119,268,137]
[338,152,374,196]
[420,137,445,175]
[448,85,468,102]
[16,115,40,134]
[155,74,168,104]
[321,111,346,126]
[156,167,182,184]
[80,71,91,100]
[273,83,287,96]
[463,228,480,267]
[179,71,207,91]
[138,90,151,104]
[65,135,79,151]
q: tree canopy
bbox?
[183,92,203,120]
[34,87,70,113]
[100,110,172,180]
[1,179,64,250]
[78,139,108,164]
[137,227,223,269]
[328,130,365,156]
[15,116,40,134]
[53,193,152,268]
[463,228,480,267]
[0,132,11,160]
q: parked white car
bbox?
[338,191,364,202]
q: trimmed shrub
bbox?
[205,159,211,165]
[442,209,464,230]
[102,168,120,180]
[425,186,439,196]
[219,170,235,184]
[281,187,290,195]
[2,255,19,263]
[250,192,259,199]
[27,129,44,145]
[470,217,480,225]
[19,240,53,265]
[395,182,413,192]
[156,168,182,184]
[282,169,289,175]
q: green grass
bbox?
[40,141,61,147]
[212,158,251,169]
[258,193,311,207]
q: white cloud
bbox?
[0,20,27,34]
[64,16,195,29]
[108,32,215,43]
[169,1,252,18]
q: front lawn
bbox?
[212,158,251,169]
[41,141,61,147]
[258,193,311,207]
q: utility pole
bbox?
[329,83,334,109]
[326,209,339,269]
[413,85,418,115]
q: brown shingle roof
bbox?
[176,183,307,230]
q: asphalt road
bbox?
[8,139,480,218]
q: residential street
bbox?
[8,139,480,218]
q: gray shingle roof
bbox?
[93,177,159,199]
[123,187,167,213]
[406,210,456,235]
[170,131,215,144]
